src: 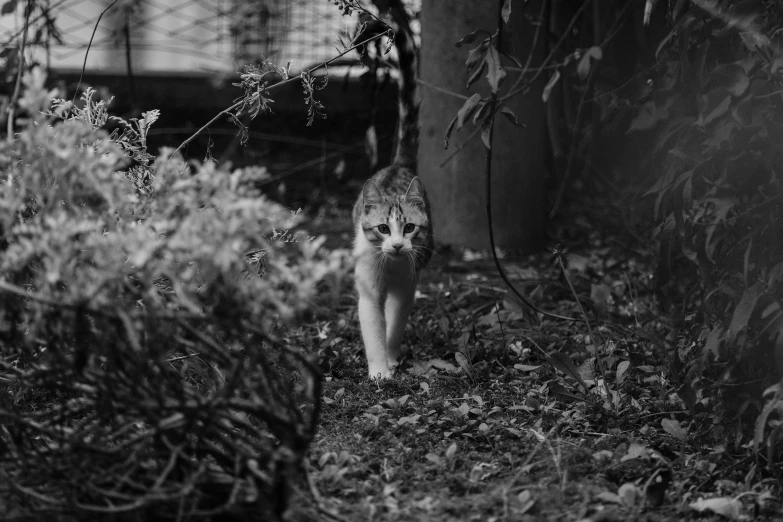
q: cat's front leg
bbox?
[385,276,416,368]
[355,260,390,379]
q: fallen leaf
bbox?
[688,497,741,519]
[455,351,472,376]
[620,442,647,461]
[517,490,535,514]
[547,351,590,392]
[616,361,631,386]
[445,443,458,460]
[661,418,687,441]
[618,483,641,507]
[566,253,589,272]
[596,491,624,505]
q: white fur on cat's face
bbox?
[369,202,422,256]
[355,179,429,270]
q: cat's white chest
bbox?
[382,256,415,288]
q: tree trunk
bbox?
[418,0,548,252]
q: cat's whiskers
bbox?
[371,248,387,273]
[409,247,428,270]
[412,244,436,255]
[404,249,417,278]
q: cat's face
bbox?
[360,177,429,267]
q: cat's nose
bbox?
[392,243,403,252]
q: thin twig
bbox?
[501,0,589,102]
[0,0,68,49]
[555,253,613,406]
[73,0,121,102]
[694,193,781,228]
[416,78,469,100]
[6,0,34,142]
[258,132,390,186]
[438,124,481,168]
[174,29,393,155]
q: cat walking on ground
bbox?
[352,3,433,379]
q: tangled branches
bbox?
[0,302,320,519]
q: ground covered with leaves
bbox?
[282,192,782,522]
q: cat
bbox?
[352,3,433,379]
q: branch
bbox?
[73,0,121,102]
[6,0,34,142]
[501,0,590,102]
[416,78,469,100]
[174,29,393,155]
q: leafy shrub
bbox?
[628,2,783,437]
[0,68,342,519]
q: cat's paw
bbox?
[368,366,393,380]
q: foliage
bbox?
[0,68,350,519]
[230,60,292,143]
[627,0,783,441]
[48,86,159,196]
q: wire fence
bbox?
[0,0,359,73]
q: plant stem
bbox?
[555,253,613,407]
[73,0,121,103]
[482,1,578,323]
[6,0,34,142]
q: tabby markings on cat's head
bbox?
[360,177,429,263]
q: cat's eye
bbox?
[403,223,415,234]
[377,224,390,234]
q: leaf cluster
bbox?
[0,68,342,518]
[629,1,783,448]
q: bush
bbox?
[628,2,783,439]
[0,68,341,519]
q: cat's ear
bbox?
[404,177,425,205]
[362,180,383,206]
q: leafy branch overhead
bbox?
[176,2,393,153]
[443,7,603,152]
